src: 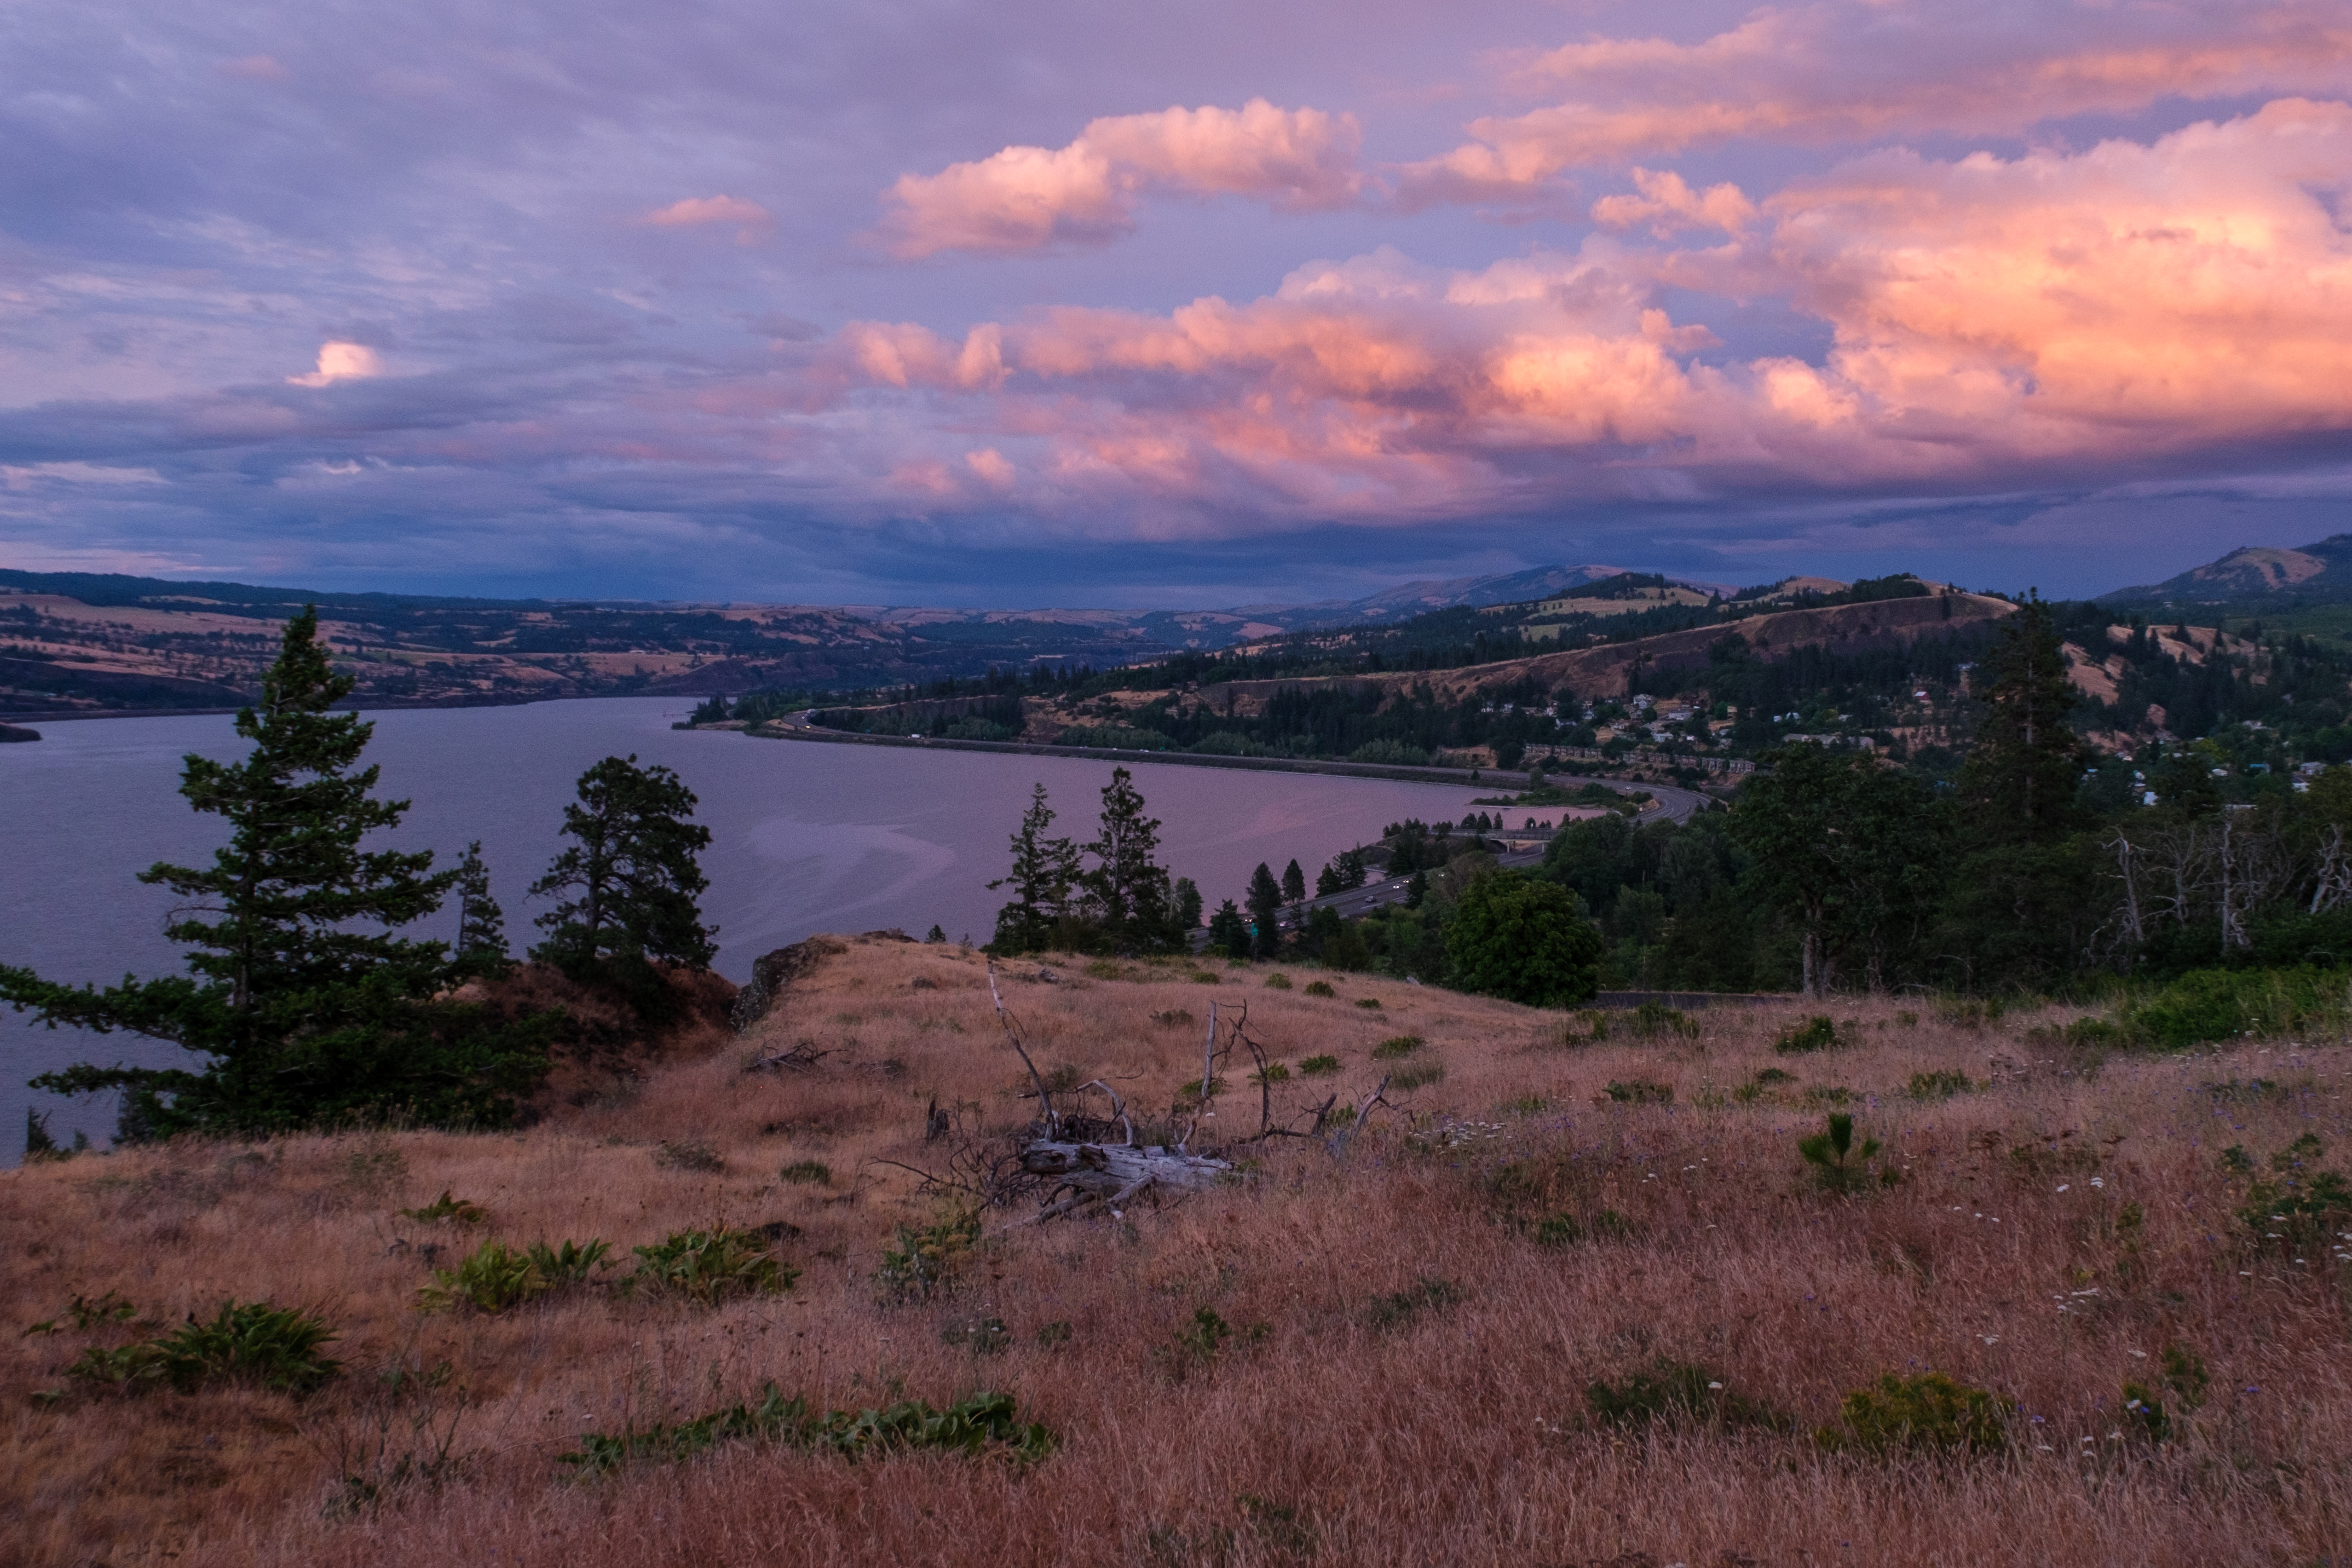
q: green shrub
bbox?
[1302,981,1336,999]
[1353,997,1381,1010]
[2232,1134,2351,1254]
[780,1160,832,1185]
[1390,1063,1445,1090]
[1263,973,1293,990]
[559,1385,1053,1474]
[1754,1067,1795,1085]
[1298,1054,1341,1077]
[2126,966,2352,1047]
[399,1190,486,1225]
[631,1227,794,1305]
[1774,1016,1841,1054]
[876,1210,981,1303]
[2126,1341,2211,1443]
[1797,1112,1886,1195]
[1250,1062,1292,1083]
[1363,1277,1460,1331]
[1604,1079,1673,1105]
[1157,1306,1268,1379]
[1907,1070,1975,1100]
[419,1241,546,1313]
[1819,1371,2010,1455]
[72,1300,340,1395]
[1587,1360,1786,1431]
[1371,1034,1423,1059]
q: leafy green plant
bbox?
[2125,1341,2211,1444]
[1363,1277,1460,1331]
[1774,1016,1841,1054]
[558,1385,1056,1475]
[1371,1034,1423,1059]
[780,1160,832,1185]
[1390,1062,1445,1090]
[630,1226,794,1305]
[1353,997,1381,1010]
[2124,965,2352,1047]
[25,1290,137,1337]
[1298,1054,1341,1077]
[72,1300,340,1394]
[1262,973,1292,990]
[1302,981,1336,998]
[1754,1067,1795,1085]
[400,1190,486,1225]
[1604,1079,1673,1105]
[1818,1371,2010,1455]
[1907,1069,1975,1100]
[1250,1062,1292,1083]
[1797,1112,1887,1194]
[1586,1361,1786,1431]
[419,1241,546,1314]
[528,1238,613,1283]
[876,1210,981,1303]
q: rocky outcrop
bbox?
[0,723,41,742]
[730,936,850,1032]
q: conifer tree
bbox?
[451,840,511,978]
[529,755,716,976]
[1206,900,1253,959]
[1080,767,1179,951]
[1281,858,1307,907]
[1246,862,1285,959]
[988,783,1081,953]
[1957,594,2089,844]
[1173,876,1204,931]
[8,607,552,1135]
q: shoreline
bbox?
[735,719,1715,822]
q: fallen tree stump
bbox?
[1013,1140,1233,1225]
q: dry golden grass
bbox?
[7,935,2350,1567]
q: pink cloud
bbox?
[286,341,381,387]
[641,195,773,243]
[220,54,289,82]
[878,99,1362,258]
[821,100,2352,527]
[1399,2,2352,200]
[1592,169,1758,237]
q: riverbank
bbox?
[733,719,1716,823]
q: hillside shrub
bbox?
[1302,981,1336,998]
[630,1227,793,1304]
[1371,1035,1423,1059]
[2124,966,2352,1046]
[72,1301,340,1395]
[1298,1055,1340,1077]
[877,1210,981,1303]
[1587,1361,1786,1432]
[559,1385,1053,1474]
[419,1241,544,1314]
[1604,1079,1673,1105]
[1818,1371,2010,1455]
[1774,1016,1841,1054]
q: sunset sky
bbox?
[3,0,2349,605]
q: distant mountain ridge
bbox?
[2102,534,2352,606]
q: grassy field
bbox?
[7,936,2349,1566]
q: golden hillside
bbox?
[5,936,2345,1566]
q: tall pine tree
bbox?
[529,755,717,976]
[987,783,1081,953]
[10,608,553,1136]
[1080,767,1181,952]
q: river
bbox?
[1,697,1497,1158]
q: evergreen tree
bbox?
[1246,862,1285,958]
[1079,767,1179,951]
[8,607,551,1135]
[1281,858,1307,907]
[1173,877,1204,931]
[529,754,716,976]
[1957,594,2089,844]
[1206,900,1253,959]
[451,840,511,978]
[987,783,1081,953]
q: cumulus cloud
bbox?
[1400,1,2352,201]
[286,341,382,387]
[1592,169,1758,237]
[832,101,2352,520]
[878,99,1362,257]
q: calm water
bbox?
[1,697,1491,1157]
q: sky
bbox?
[2,0,2349,608]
